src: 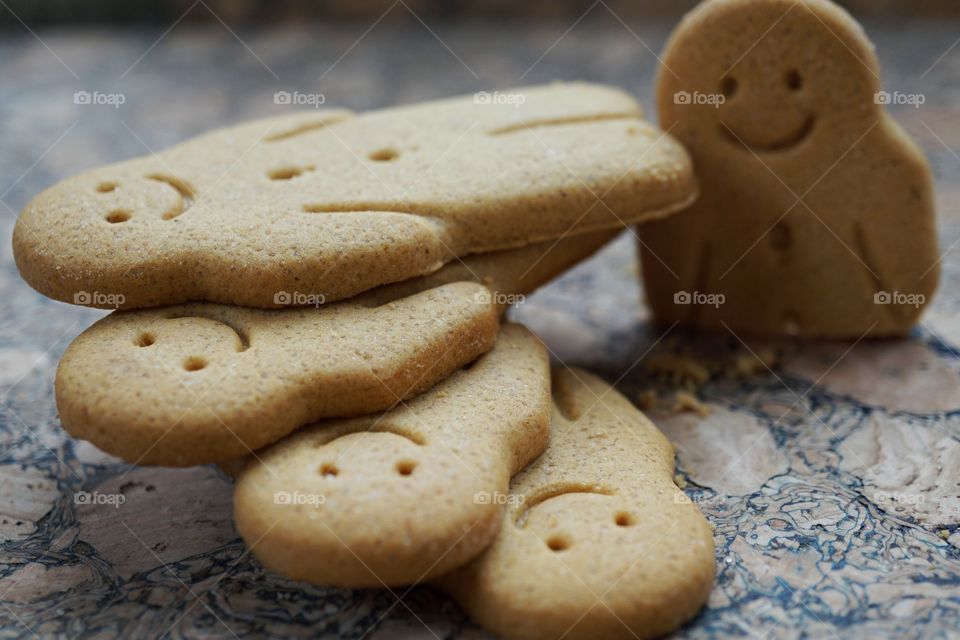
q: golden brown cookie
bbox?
[638,0,938,337]
[55,232,613,466]
[15,83,695,309]
[233,324,550,587]
[438,367,715,640]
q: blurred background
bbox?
[1,0,959,23]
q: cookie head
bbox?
[517,486,644,582]
[234,423,506,587]
[659,0,881,156]
[509,483,713,615]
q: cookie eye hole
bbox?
[183,356,207,372]
[720,76,738,98]
[134,333,155,347]
[268,167,303,180]
[395,460,417,476]
[546,535,570,552]
[614,512,634,527]
[319,462,339,478]
[105,209,131,224]
[369,148,399,162]
[785,69,803,91]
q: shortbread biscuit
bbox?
[438,367,715,640]
[15,83,696,309]
[55,232,613,466]
[638,0,938,337]
[233,324,550,587]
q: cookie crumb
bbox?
[645,353,710,388]
[730,348,777,377]
[637,389,658,410]
[939,529,950,540]
[674,474,688,489]
[673,391,710,416]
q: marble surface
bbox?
[1,13,959,640]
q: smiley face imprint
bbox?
[718,68,815,152]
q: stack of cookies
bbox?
[13,83,716,639]
[14,0,942,632]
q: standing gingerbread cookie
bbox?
[639,0,939,337]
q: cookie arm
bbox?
[852,120,939,330]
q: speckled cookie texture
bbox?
[438,367,715,640]
[233,324,551,587]
[638,0,939,337]
[14,82,696,310]
[55,232,613,467]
